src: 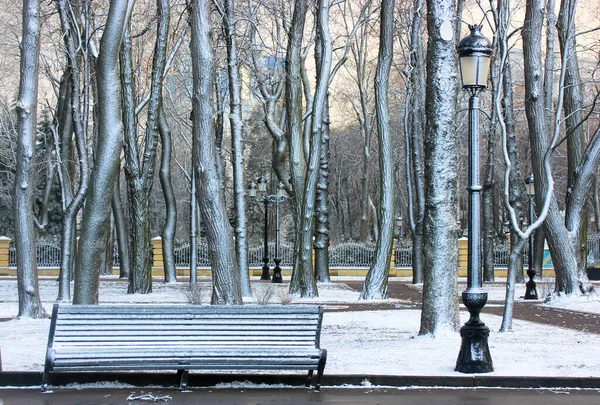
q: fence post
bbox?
[458,237,468,276]
[152,237,164,267]
[0,236,10,268]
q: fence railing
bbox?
[7,236,573,269]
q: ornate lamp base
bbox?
[260,258,271,281]
[272,258,283,283]
[524,270,538,300]
[455,291,494,373]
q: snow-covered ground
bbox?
[1,276,600,377]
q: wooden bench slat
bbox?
[43,303,327,391]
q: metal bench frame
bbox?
[42,303,327,390]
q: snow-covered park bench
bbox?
[42,303,327,391]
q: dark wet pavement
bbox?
[2,387,600,405]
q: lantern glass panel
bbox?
[459,54,491,88]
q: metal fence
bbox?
[7,237,578,269]
[588,233,600,264]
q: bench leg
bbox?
[177,369,189,390]
[306,370,314,387]
[315,349,327,391]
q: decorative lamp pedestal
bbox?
[272,258,283,283]
[524,270,538,300]
[455,291,494,373]
[260,257,271,281]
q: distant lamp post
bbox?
[395,216,403,240]
[247,176,291,283]
[455,24,494,374]
[524,173,538,300]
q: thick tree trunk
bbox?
[522,0,580,296]
[419,0,460,334]
[74,1,134,305]
[14,0,45,318]
[290,0,331,298]
[360,0,395,300]
[557,0,592,290]
[158,106,177,283]
[189,0,242,305]
[223,0,251,297]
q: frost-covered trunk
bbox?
[222,0,251,297]
[122,0,170,293]
[419,0,460,334]
[314,29,331,284]
[360,0,395,300]
[406,0,425,284]
[189,0,242,305]
[557,0,591,288]
[14,0,45,318]
[56,0,91,302]
[74,1,134,304]
[290,0,331,298]
[158,106,177,283]
[522,0,580,296]
[500,238,527,331]
[499,43,525,284]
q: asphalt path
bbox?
[1,387,599,405]
[342,280,600,334]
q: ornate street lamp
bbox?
[248,178,270,280]
[395,216,403,240]
[248,176,291,283]
[524,173,538,299]
[455,24,494,374]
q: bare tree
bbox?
[360,0,395,300]
[288,0,332,297]
[189,0,242,305]
[74,1,135,305]
[14,0,45,318]
[55,0,91,301]
[216,0,252,297]
[404,0,426,284]
[419,0,461,334]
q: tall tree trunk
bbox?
[419,0,460,334]
[74,1,134,305]
[290,0,331,298]
[158,105,177,283]
[286,0,310,295]
[14,0,45,318]
[222,0,251,297]
[557,0,590,287]
[122,0,170,293]
[313,22,331,284]
[522,0,580,296]
[189,0,242,305]
[406,0,425,284]
[56,0,91,301]
[500,44,525,284]
[360,0,395,300]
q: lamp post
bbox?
[524,173,538,299]
[247,176,291,283]
[395,216,403,240]
[455,24,494,374]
